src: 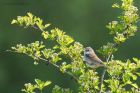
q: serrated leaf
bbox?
[133,58,139,63]
[45,24,51,28]
[35,79,42,84]
[131,83,138,89]
[11,20,17,24]
[44,81,52,86]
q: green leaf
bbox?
[42,31,49,39]
[11,19,17,24]
[98,43,117,56]
[44,81,52,86]
[35,79,42,85]
[133,58,139,63]
[112,3,120,8]
[114,33,126,44]
[45,24,51,28]
[131,83,138,89]
[131,74,137,80]
[35,79,52,91]
[52,85,73,93]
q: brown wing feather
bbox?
[89,53,102,63]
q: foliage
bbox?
[52,85,73,93]
[21,79,51,93]
[10,0,140,93]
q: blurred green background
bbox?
[0,0,140,93]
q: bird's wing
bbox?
[94,56,103,63]
[84,52,103,63]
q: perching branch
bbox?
[99,53,112,93]
[99,69,106,93]
[99,19,135,93]
[98,24,132,92]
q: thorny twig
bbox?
[7,50,78,82]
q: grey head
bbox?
[84,47,95,59]
[84,47,103,63]
[84,47,94,52]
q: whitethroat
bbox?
[83,47,105,68]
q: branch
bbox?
[99,23,133,93]
[38,57,78,82]
[99,54,111,93]
[99,69,106,93]
[99,23,132,93]
[31,25,41,31]
[7,50,78,82]
[113,23,132,48]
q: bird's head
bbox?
[84,47,94,53]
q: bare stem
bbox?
[99,69,106,93]
[38,57,78,82]
[99,54,111,93]
[31,25,41,30]
[8,50,78,82]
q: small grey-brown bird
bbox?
[83,47,104,68]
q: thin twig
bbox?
[31,25,40,30]
[38,57,59,68]
[99,54,111,93]
[99,69,106,93]
[7,50,78,82]
[38,57,78,82]
[98,16,133,93]
[106,54,112,62]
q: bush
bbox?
[10,0,140,93]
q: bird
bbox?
[83,47,104,68]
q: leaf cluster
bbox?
[10,0,140,93]
[21,79,51,93]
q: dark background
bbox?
[0,0,140,93]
